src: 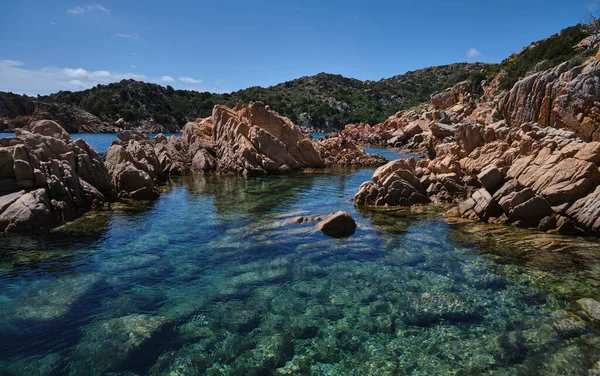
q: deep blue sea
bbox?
[1,134,600,375]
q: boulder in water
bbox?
[316,211,357,237]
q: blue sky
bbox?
[0,0,597,95]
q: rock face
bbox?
[0,120,115,232]
[316,211,357,237]
[500,59,600,141]
[212,102,325,175]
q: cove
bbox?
[1,146,599,375]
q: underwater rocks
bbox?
[316,211,357,237]
[500,58,600,141]
[577,298,600,323]
[68,314,166,375]
[0,121,115,232]
[355,121,600,236]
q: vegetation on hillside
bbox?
[39,63,489,130]
[467,24,591,93]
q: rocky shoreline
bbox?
[352,56,600,237]
[0,102,385,233]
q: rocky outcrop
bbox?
[341,111,425,147]
[0,120,115,232]
[354,159,430,206]
[312,137,387,168]
[105,131,186,200]
[182,117,217,172]
[355,121,600,236]
[212,102,325,175]
[500,58,600,141]
[430,81,473,111]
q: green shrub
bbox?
[498,25,588,90]
[120,109,136,122]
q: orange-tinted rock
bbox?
[500,59,600,141]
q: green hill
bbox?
[37,63,490,130]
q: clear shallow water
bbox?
[0,150,600,374]
[0,133,181,152]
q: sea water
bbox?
[0,141,599,374]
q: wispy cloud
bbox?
[116,33,140,40]
[49,21,56,25]
[67,4,109,15]
[0,60,146,94]
[179,76,202,84]
[466,48,481,58]
[160,75,175,83]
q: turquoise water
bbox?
[0,133,180,152]
[1,144,600,374]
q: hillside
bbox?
[468,23,593,92]
[0,22,594,133]
[0,63,490,132]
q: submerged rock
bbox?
[69,314,166,375]
[316,211,357,237]
[577,298,600,322]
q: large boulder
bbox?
[565,186,600,234]
[316,211,357,237]
[355,159,429,206]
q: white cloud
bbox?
[0,60,147,95]
[466,48,481,58]
[49,21,56,25]
[116,33,140,40]
[160,75,175,83]
[67,5,108,15]
[179,76,202,84]
[131,65,137,68]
